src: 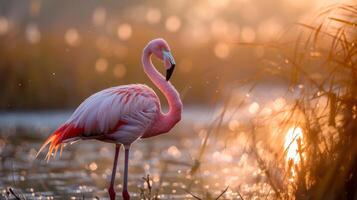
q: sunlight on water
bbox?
[248,102,260,114]
[284,127,303,164]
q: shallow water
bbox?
[0,104,279,199]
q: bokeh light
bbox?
[25,23,41,44]
[273,97,286,111]
[30,1,41,16]
[89,162,98,171]
[65,28,80,47]
[95,58,108,73]
[284,127,304,164]
[211,19,228,38]
[228,120,239,131]
[258,18,283,40]
[117,23,132,41]
[92,7,107,26]
[113,64,127,79]
[167,145,181,158]
[146,8,161,24]
[249,102,260,114]
[241,26,256,42]
[0,17,9,35]
[165,16,181,32]
[214,42,230,59]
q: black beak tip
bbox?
[166,64,175,81]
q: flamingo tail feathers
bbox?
[36,124,83,161]
[36,132,62,161]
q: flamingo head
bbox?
[148,38,176,81]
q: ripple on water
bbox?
[0,109,273,199]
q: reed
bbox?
[241,2,356,199]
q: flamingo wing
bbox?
[38,84,160,160]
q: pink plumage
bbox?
[37,38,182,200]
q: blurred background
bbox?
[0,0,340,109]
[1,0,356,199]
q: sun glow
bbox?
[284,127,304,164]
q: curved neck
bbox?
[141,47,182,137]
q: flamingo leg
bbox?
[122,145,131,200]
[108,144,121,200]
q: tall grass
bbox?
[244,3,357,199]
[190,2,356,199]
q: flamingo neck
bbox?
[141,47,182,137]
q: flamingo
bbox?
[36,38,182,200]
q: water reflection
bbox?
[284,127,304,164]
[0,108,272,199]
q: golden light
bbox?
[261,107,273,116]
[182,25,209,45]
[65,28,80,46]
[248,102,260,114]
[89,162,98,171]
[92,7,106,26]
[30,1,41,16]
[146,8,161,24]
[117,23,132,40]
[167,145,181,158]
[273,97,286,111]
[214,42,230,59]
[152,174,160,182]
[0,17,9,35]
[258,18,282,40]
[226,24,240,40]
[113,44,128,59]
[165,16,181,32]
[96,36,110,51]
[284,127,304,164]
[208,0,230,8]
[95,58,108,73]
[179,58,193,73]
[241,26,256,42]
[228,120,239,131]
[212,151,233,162]
[113,64,127,79]
[285,0,309,8]
[25,23,41,44]
[210,18,228,38]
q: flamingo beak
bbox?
[166,64,175,81]
[163,51,176,81]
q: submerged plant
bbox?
[139,175,160,200]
